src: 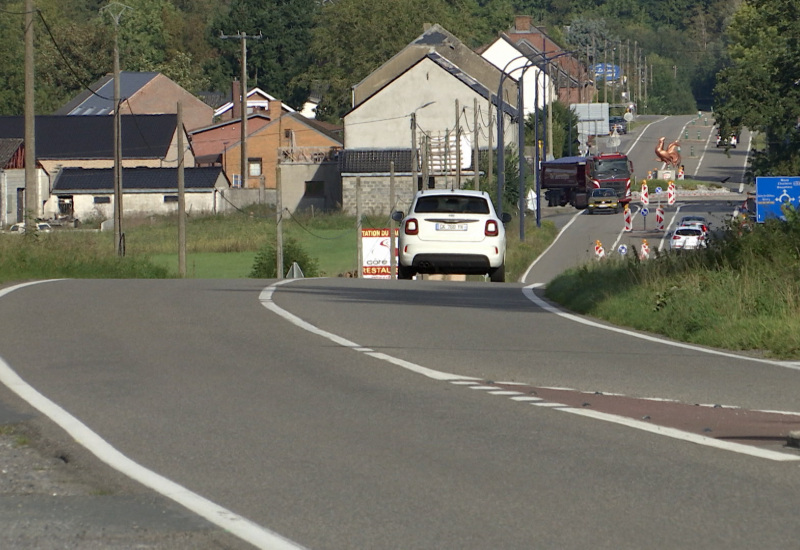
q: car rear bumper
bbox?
[398,242,504,273]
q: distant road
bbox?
[530,113,751,284]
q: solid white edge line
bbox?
[263,280,800,461]
[0,280,307,550]
[520,210,584,282]
[561,407,800,462]
[521,284,800,372]
[259,280,479,383]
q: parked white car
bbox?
[392,189,511,282]
[7,222,52,233]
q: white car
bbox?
[670,226,707,250]
[7,222,52,233]
[392,189,511,282]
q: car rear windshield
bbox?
[676,228,702,236]
[414,195,490,214]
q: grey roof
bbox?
[54,72,159,116]
[339,149,413,173]
[425,53,517,118]
[0,115,177,160]
[52,166,228,194]
[352,24,517,112]
[0,138,23,167]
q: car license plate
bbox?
[435,223,468,231]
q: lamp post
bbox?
[496,51,574,238]
[496,53,554,218]
[532,51,575,231]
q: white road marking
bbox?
[521,283,800,372]
[260,280,800,461]
[0,281,308,550]
[520,210,584,282]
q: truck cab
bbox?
[586,153,633,204]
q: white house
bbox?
[480,35,552,115]
[341,24,519,214]
[51,166,231,220]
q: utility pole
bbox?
[102,2,130,256]
[603,39,608,104]
[473,98,479,190]
[177,101,186,277]
[455,100,461,189]
[220,31,262,189]
[411,112,418,192]
[24,0,36,229]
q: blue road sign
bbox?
[641,207,649,217]
[755,176,800,222]
[618,244,628,256]
[655,187,663,194]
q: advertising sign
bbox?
[361,228,398,279]
[755,176,800,222]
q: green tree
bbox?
[714,0,800,174]
[299,0,512,122]
[208,0,317,108]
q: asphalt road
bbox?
[1,115,798,550]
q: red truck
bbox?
[541,153,634,209]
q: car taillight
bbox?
[701,225,708,232]
[485,220,499,236]
[672,234,681,239]
[404,218,418,235]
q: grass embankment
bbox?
[545,213,800,359]
[0,207,557,283]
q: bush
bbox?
[250,237,320,278]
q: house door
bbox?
[16,188,24,222]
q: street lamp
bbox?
[495,50,575,238]
[496,52,555,217]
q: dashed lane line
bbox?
[261,280,800,462]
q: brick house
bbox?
[55,71,215,131]
[220,107,343,212]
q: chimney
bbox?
[268,99,283,120]
[231,79,241,121]
[514,15,531,33]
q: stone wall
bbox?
[342,175,460,215]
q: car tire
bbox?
[489,264,505,283]
[397,264,415,280]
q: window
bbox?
[304,181,324,198]
[93,196,111,204]
[248,158,262,177]
[232,174,242,188]
[163,195,178,203]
